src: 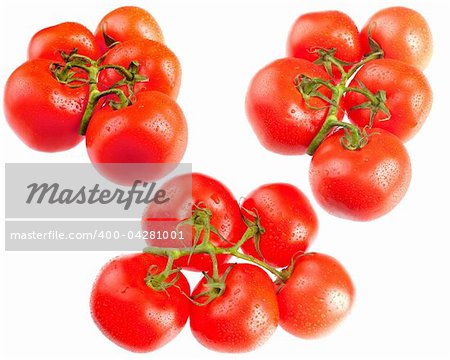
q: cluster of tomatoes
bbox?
[246,7,432,221]
[3,4,433,355]
[92,173,354,353]
[4,6,187,182]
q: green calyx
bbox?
[145,262,181,292]
[240,206,265,260]
[346,80,391,126]
[101,24,119,49]
[190,264,235,306]
[313,48,354,78]
[295,74,338,110]
[366,22,384,56]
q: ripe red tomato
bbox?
[95,6,164,54]
[241,183,318,268]
[287,11,362,78]
[345,58,432,142]
[190,263,279,352]
[28,22,101,61]
[360,7,433,70]
[142,173,246,272]
[90,253,190,352]
[277,253,354,339]
[99,39,181,99]
[246,57,342,155]
[85,91,187,184]
[4,59,87,152]
[309,128,411,221]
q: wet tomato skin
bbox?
[98,39,181,99]
[4,59,87,152]
[241,183,318,268]
[246,57,343,155]
[142,173,246,272]
[90,253,190,352]
[85,91,187,184]
[277,252,355,339]
[309,128,411,221]
[28,22,101,61]
[360,6,433,70]
[287,10,362,79]
[345,58,432,142]
[190,263,279,353]
[95,6,164,54]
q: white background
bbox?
[1,0,450,359]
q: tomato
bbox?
[28,22,101,61]
[246,57,342,155]
[309,128,411,221]
[360,7,433,70]
[4,59,87,152]
[90,253,190,352]
[287,11,362,78]
[277,253,354,339]
[241,183,318,268]
[142,173,246,272]
[85,91,187,184]
[99,39,181,99]
[190,263,279,352]
[95,6,164,54]
[345,58,432,142]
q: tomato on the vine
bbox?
[28,22,101,61]
[241,183,318,268]
[287,11,362,78]
[190,263,279,352]
[309,128,411,221]
[99,39,181,99]
[277,253,354,339]
[90,253,190,352]
[246,57,343,155]
[142,173,246,272]
[95,6,164,54]
[4,59,87,152]
[345,58,432,142]
[85,91,187,184]
[360,6,432,70]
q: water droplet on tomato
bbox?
[210,194,220,204]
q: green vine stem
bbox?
[143,229,285,280]
[305,50,384,155]
[50,51,148,136]
[143,208,286,289]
